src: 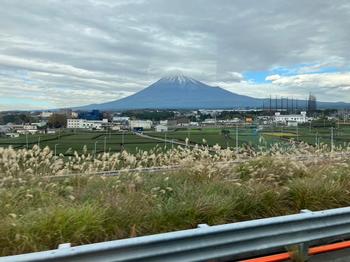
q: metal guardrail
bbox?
[2,207,350,262]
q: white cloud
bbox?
[266,72,350,90]
[1,0,350,110]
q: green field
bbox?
[1,125,350,155]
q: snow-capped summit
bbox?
[159,73,198,85]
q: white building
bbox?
[113,116,130,123]
[40,111,53,118]
[5,133,19,138]
[67,119,109,130]
[202,118,217,125]
[129,120,152,130]
[67,119,85,129]
[274,112,308,125]
[190,121,199,126]
[47,129,56,134]
[155,125,168,132]
[15,124,39,134]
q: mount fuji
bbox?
[76,74,350,110]
[77,75,263,110]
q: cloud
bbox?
[266,72,350,90]
[1,0,350,110]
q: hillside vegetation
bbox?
[1,143,350,256]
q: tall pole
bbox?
[122,131,125,144]
[38,136,41,148]
[54,144,59,157]
[331,127,334,152]
[94,141,98,157]
[296,125,299,142]
[104,136,106,153]
[26,132,28,149]
[235,125,239,154]
[164,133,167,148]
[275,96,278,111]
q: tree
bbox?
[48,114,67,128]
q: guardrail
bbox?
[2,207,350,261]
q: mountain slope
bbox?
[77,74,350,110]
[78,75,262,110]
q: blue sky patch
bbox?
[243,63,340,84]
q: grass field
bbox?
[0,125,350,155]
[1,145,350,256]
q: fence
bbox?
[2,207,350,261]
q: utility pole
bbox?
[275,96,278,111]
[94,141,98,157]
[54,144,59,157]
[235,125,239,154]
[26,133,29,149]
[38,136,41,148]
[104,136,106,153]
[164,133,167,148]
[331,127,334,152]
[296,125,299,142]
[270,95,272,114]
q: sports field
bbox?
[0,125,350,155]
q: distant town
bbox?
[0,94,349,138]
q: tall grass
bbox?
[1,143,350,256]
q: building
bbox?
[202,118,216,125]
[78,110,102,120]
[40,111,53,118]
[308,93,317,112]
[5,133,19,138]
[155,125,168,132]
[71,112,79,119]
[46,129,56,134]
[67,119,109,130]
[112,116,130,123]
[17,124,39,134]
[129,120,152,130]
[176,117,190,126]
[160,120,177,126]
[67,119,85,129]
[274,112,308,125]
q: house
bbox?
[129,120,152,130]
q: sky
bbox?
[1,0,350,111]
